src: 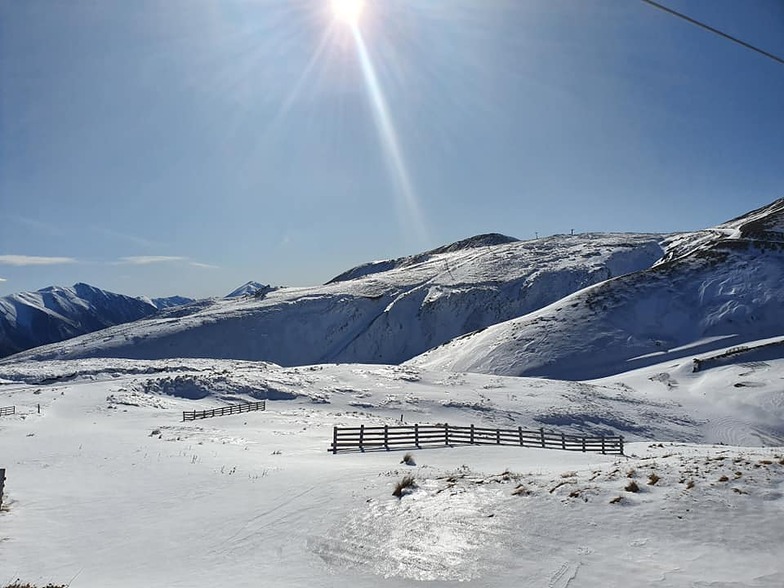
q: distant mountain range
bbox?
[0,284,194,358]
[3,198,783,382]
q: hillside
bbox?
[1,233,664,365]
[410,198,784,380]
[0,283,192,358]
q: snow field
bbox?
[1,359,783,586]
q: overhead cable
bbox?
[640,0,784,66]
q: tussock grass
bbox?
[392,475,416,498]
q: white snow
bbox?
[1,357,783,586]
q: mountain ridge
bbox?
[0,283,193,358]
[1,232,664,365]
[409,199,784,379]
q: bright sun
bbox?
[331,0,365,26]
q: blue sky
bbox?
[1,0,783,298]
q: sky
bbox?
[1,0,783,299]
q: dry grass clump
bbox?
[718,475,729,482]
[392,475,417,498]
[625,480,640,493]
[400,452,416,466]
[648,473,660,485]
[609,495,624,504]
[512,484,530,496]
[685,480,695,489]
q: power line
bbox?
[640,0,784,66]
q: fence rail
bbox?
[329,423,623,455]
[182,401,265,422]
[0,406,15,417]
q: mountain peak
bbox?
[427,233,519,255]
[328,233,520,284]
[226,281,269,298]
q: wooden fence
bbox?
[0,406,15,417]
[329,423,623,455]
[182,401,265,422]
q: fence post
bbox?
[444,423,450,446]
[619,436,624,455]
[415,423,420,448]
[0,468,5,510]
[496,428,501,445]
[601,436,606,455]
[518,426,523,447]
[540,428,546,448]
[359,424,365,452]
[384,425,389,450]
[561,433,566,450]
[332,427,338,454]
[582,437,586,453]
[470,424,475,445]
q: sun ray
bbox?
[265,28,335,135]
[350,26,430,246]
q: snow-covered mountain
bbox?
[4,204,784,587]
[144,295,196,309]
[410,198,784,380]
[1,232,664,364]
[225,281,270,298]
[0,283,193,358]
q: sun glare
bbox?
[331,0,364,26]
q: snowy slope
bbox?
[410,199,784,380]
[0,283,192,358]
[1,356,783,586]
[1,233,664,365]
